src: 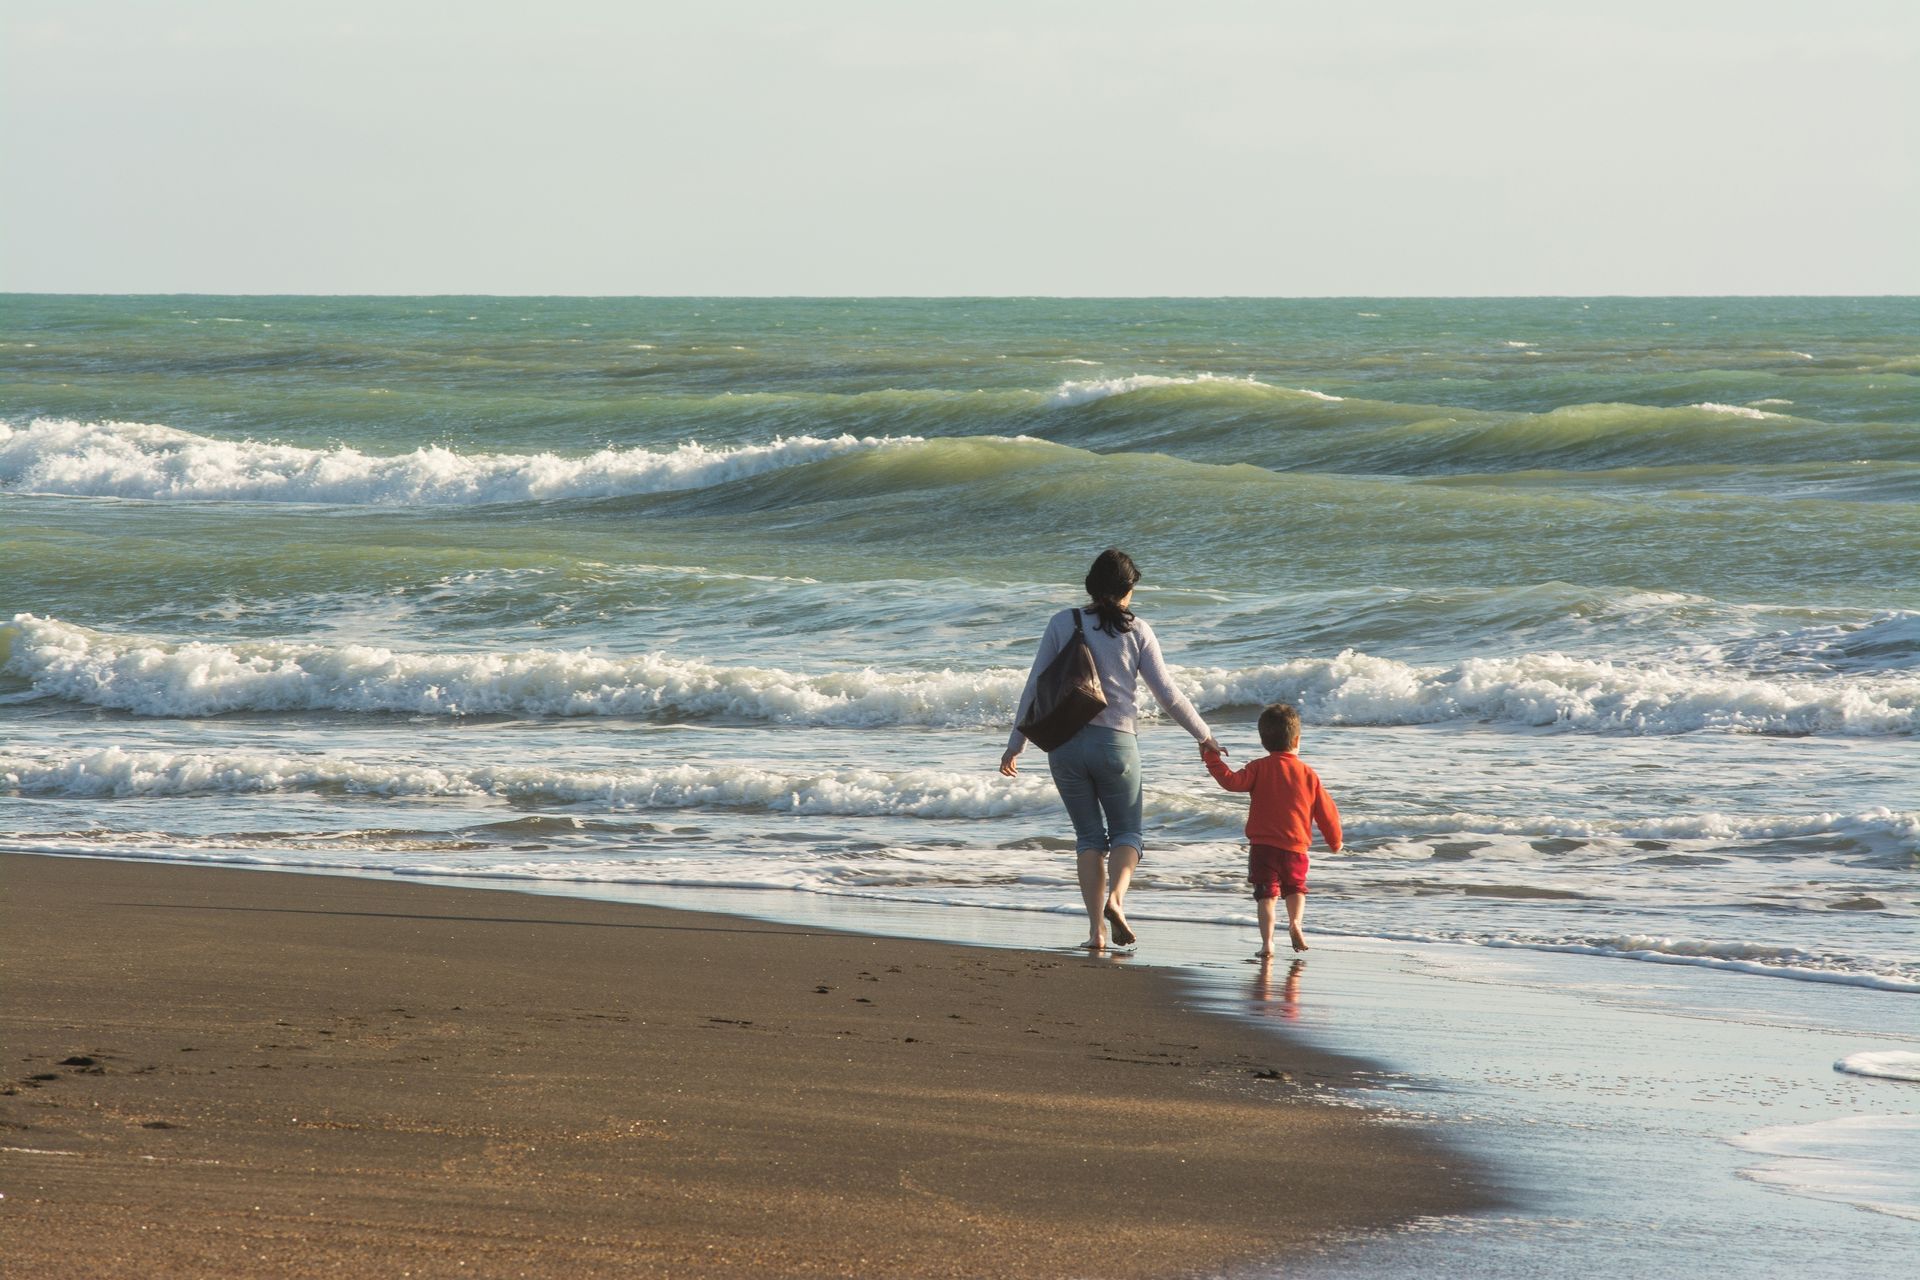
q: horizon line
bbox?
[5,291,1917,301]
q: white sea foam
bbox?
[1502,937,1920,992]
[0,418,918,506]
[1314,925,1920,993]
[1689,402,1785,420]
[0,746,1066,819]
[1835,1051,1920,1083]
[1734,1115,1920,1221]
[1749,398,1794,407]
[1174,648,1918,736]
[1345,806,1919,850]
[6,742,1911,872]
[1045,373,1271,407]
[5,616,1914,734]
[1504,341,1536,349]
[0,615,1025,721]
[1042,373,1342,407]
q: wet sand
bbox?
[0,855,1482,1277]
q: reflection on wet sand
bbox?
[1251,957,1306,1021]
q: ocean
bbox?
[3,295,1917,1266]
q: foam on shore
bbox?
[1734,1115,1920,1222]
[1834,1051,1920,1082]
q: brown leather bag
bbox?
[1015,608,1108,751]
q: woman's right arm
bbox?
[1137,622,1218,750]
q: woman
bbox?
[1000,549,1222,951]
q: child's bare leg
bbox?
[1255,895,1277,958]
[1285,892,1309,952]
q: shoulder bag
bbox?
[1015,608,1108,752]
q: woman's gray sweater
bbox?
[1005,608,1213,754]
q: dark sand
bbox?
[1,855,1481,1277]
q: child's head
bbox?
[1257,703,1302,753]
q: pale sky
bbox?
[4,0,1916,295]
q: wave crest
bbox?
[0,614,1025,722]
[0,418,919,505]
[1178,648,1917,736]
[1044,374,1342,408]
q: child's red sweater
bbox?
[1202,748,1342,853]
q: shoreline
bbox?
[1,853,1485,1278]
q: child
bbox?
[1201,703,1342,957]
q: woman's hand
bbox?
[1200,737,1226,757]
[999,749,1021,777]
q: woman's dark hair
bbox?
[1083,548,1141,635]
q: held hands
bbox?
[1199,737,1226,757]
[999,749,1021,777]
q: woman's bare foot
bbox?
[1075,937,1106,952]
[1289,925,1309,952]
[1252,948,1273,961]
[1103,904,1136,948]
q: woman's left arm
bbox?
[1001,611,1067,775]
[1137,623,1218,750]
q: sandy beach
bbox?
[1,854,1481,1277]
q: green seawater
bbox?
[3,296,1918,634]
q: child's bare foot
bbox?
[1103,904,1136,948]
[1289,925,1309,952]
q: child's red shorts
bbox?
[1248,843,1309,900]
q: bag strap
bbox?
[1071,607,1085,635]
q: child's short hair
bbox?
[1258,703,1302,752]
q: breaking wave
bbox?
[4,615,1913,734]
[1174,649,1917,735]
[1690,401,1787,420]
[1044,374,1343,407]
[0,746,1064,819]
[0,418,919,505]
[6,398,1913,510]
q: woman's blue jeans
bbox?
[1046,725,1144,854]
